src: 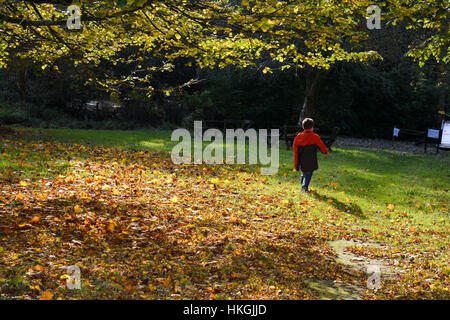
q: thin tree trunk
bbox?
[297,68,327,127]
[437,64,448,127]
[16,66,28,111]
[438,64,447,106]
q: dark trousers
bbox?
[301,171,313,191]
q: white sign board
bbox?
[440,121,450,148]
[427,129,440,139]
[393,127,400,137]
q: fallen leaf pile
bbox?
[0,136,448,299]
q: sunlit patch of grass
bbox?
[137,140,166,149]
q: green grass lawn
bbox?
[0,127,448,299]
[11,127,448,225]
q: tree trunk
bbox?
[437,64,448,127]
[15,65,28,111]
[297,68,327,127]
[438,64,447,106]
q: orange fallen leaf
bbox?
[229,216,239,224]
[37,193,47,201]
[107,220,115,233]
[162,275,172,289]
[15,193,25,201]
[30,216,40,223]
[387,204,395,210]
[34,265,44,272]
[74,205,82,214]
[64,177,74,183]
[231,272,246,279]
[39,290,54,300]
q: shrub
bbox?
[0,104,29,125]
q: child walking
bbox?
[293,118,328,192]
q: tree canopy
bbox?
[0,0,448,92]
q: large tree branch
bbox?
[0,2,149,26]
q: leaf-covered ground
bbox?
[0,129,448,299]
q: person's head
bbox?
[302,118,314,131]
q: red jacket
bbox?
[293,131,328,172]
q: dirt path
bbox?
[335,136,428,154]
[308,239,396,300]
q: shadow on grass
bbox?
[310,191,366,219]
